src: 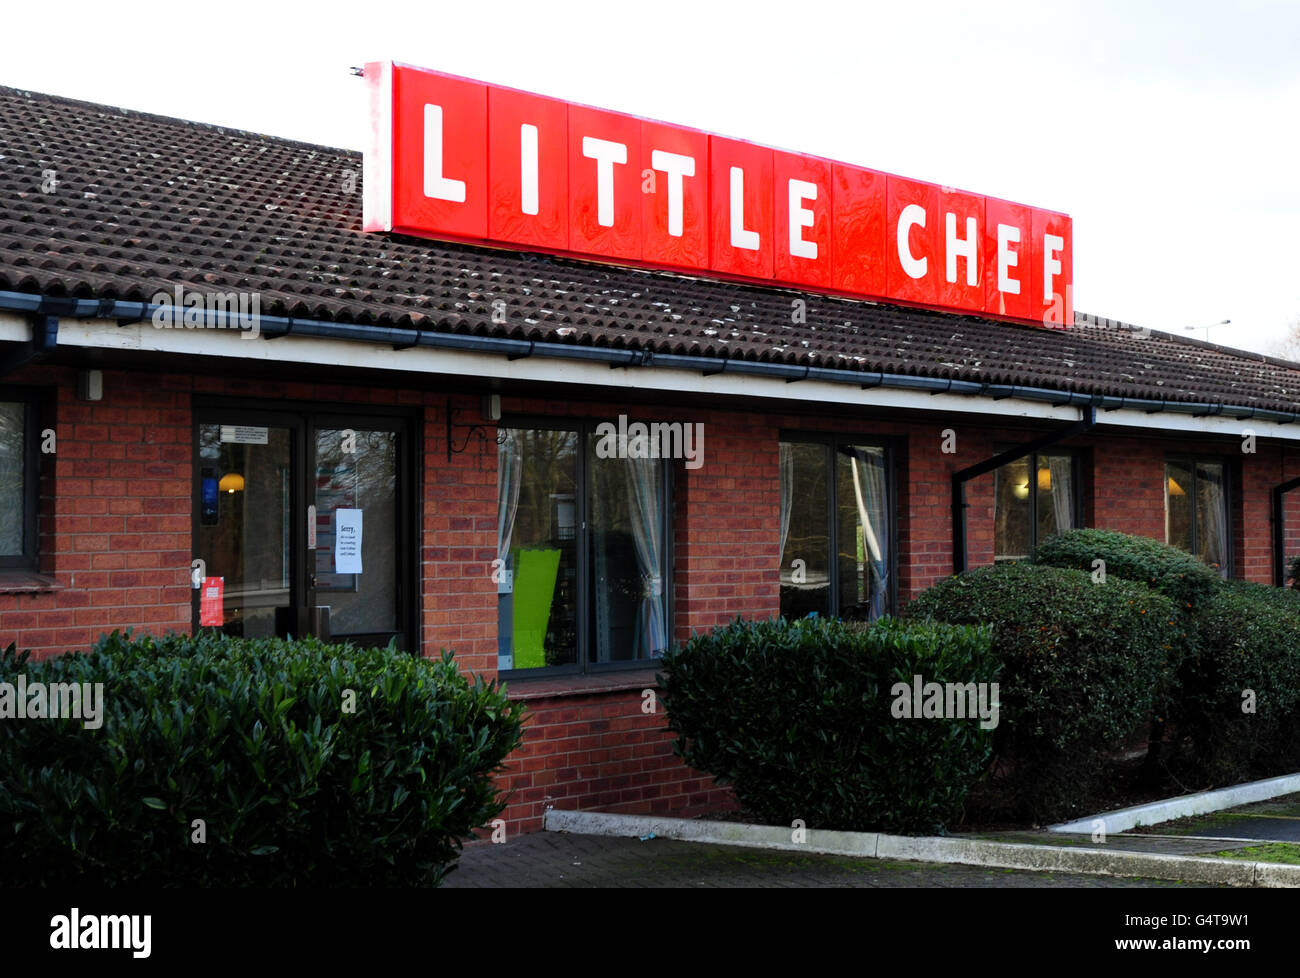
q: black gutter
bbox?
[0,294,86,377]
[1,290,1297,424]
[951,406,1097,573]
[1272,473,1300,586]
[0,313,57,377]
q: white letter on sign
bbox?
[583,137,627,227]
[997,224,1021,295]
[651,150,695,237]
[520,124,539,216]
[423,104,466,203]
[729,167,760,251]
[897,204,927,279]
[1043,233,1064,302]
[946,213,977,286]
[788,179,817,260]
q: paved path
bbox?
[443,830,1211,888]
[1119,791,1300,844]
[1168,816,1300,842]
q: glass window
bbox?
[314,428,399,637]
[497,424,669,673]
[0,397,39,569]
[780,437,892,621]
[0,401,25,558]
[1165,458,1229,577]
[994,451,1077,560]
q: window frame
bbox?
[777,431,898,621]
[496,414,675,680]
[992,447,1084,562]
[1164,453,1233,578]
[190,395,421,653]
[0,387,46,571]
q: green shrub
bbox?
[1032,528,1220,610]
[658,616,998,836]
[1177,586,1300,784]
[904,563,1182,822]
[1222,578,1300,616]
[0,631,524,887]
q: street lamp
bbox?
[1184,319,1230,342]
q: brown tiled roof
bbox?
[2,84,1298,413]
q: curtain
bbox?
[779,442,794,562]
[497,429,523,569]
[496,430,523,665]
[624,455,667,658]
[1197,462,1228,578]
[1048,455,1073,534]
[849,447,889,619]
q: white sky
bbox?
[4,0,1298,356]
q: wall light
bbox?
[219,472,245,494]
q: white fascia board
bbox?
[0,311,28,341]
[37,316,1300,440]
[1096,408,1300,442]
[49,317,1075,422]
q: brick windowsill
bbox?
[0,570,62,594]
[505,668,662,702]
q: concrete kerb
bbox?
[542,808,1300,887]
[1051,772,1300,835]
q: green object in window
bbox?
[512,548,561,669]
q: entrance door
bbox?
[193,405,415,651]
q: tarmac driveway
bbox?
[443,830,1206,888]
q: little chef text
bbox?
[364,61,1072,327]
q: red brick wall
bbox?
[673,408,780,638]
[2,366,191,658]
[494,686,734,836]
[422,393,498,673]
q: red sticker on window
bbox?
[200,577,224,627]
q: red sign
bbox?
[363,61,1072,327]
[199,577,224,627]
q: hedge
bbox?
[904,562,1181,822]
[1177,585,1300,783]
[1032,528,1221,610]
[658,615,998,835]
[0,631,524,887]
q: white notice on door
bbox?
[219,425,269,445]
[334,508,363,574]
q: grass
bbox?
[1209,843,1300,864]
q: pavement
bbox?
[444,792,1300,888]
[1119,791,1300,844]
[443,829,1209,888]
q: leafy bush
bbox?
[1033,528,1221,610]
[904,563,1181,822]
[1176,586,1300,783]
[1220,578,1300,616]
[0,631,524,887]
[658,616,998,835]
